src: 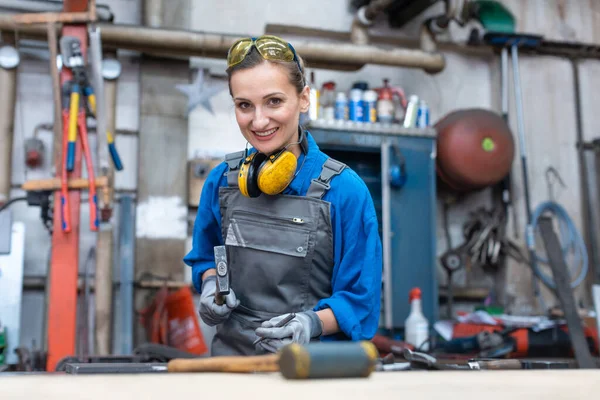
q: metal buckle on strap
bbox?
[225,150,245,170]
[311,176,331,191]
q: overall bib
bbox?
[210,150,346,356]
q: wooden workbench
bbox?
[3,370,600,399]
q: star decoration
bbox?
[176,68,226,115]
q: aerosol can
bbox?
[405,287,429,351]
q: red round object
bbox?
[409,287,422,301]
[434,108,515,192]
[26,150,42,168]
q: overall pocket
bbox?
[225,210,314,314]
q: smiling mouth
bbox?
[253,127,278,137]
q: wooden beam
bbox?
[22,176,108,192]
[11,12,91,25]
[46,0,90,372]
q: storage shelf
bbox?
[306,119,437,138]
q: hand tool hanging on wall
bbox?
[87,25,123,173]
[59,35,99,232]
[60,36,123,172]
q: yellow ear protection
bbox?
[238,128,308,198]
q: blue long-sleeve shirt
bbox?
[183,131,382,341]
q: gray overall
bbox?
[210,149,346,356]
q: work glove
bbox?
[198,275,240,326]
[254,311,323,353]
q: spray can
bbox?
[416,100,430,128]
[335,92,348,121]
[404,287,429,351]
[403,95,420,128]
[362,90,378,123]
[348,88,364,122]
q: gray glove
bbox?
[254,311,322,353]
[198,275,239,326]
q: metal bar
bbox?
[119,195,135,355]
[501,47,508,118]
[88,25,109,174]
[0,42,19,205]
[537,217,597,369]
[380,138,393,330]
[47,22,63,174]
[571,60,600,285]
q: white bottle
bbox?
[405,287,429,351]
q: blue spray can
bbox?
[335,92,348,121]
[362,90,378,123]
[416,100,430,128]
[348,89,364,122]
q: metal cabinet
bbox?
[308,121,438,332]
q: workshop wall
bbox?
[7,0,600,352]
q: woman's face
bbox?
[230,61,309,156]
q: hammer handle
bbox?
[167,354,279,373]
[476,359,522,370]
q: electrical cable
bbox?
[0,196,27,212]
[530,201,589,290]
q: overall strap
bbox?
[224,150,245,187]
[306,157,346,199]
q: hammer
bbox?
[213,245,230,306]
[167,341,379,379]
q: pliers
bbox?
[65,67,123,172]
[61,81,98,232]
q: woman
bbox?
[183,35,382,356]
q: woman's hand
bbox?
[254,311,323,353]
[198,275,240,326]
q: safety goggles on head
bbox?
[227,35,303,76]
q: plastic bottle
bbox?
[416,100,430,128]
[405,287,429,351]
[362,90,378,123]
[403,95,420,128]
[335,91,348,121]
[320,81,336,122]
[348,88,364,122]
[308,71,320,121]
[376,79,395,124]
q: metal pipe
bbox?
[47,22,63,174]
[144,0,163,28]
[362,0,395,22]
[0,44,19,205]
[119,195,135,355]
[94,54,121,356]
[351,0,394,45]
[572,60,599,287]
[0,18,445,73]
[381,138,393,330]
